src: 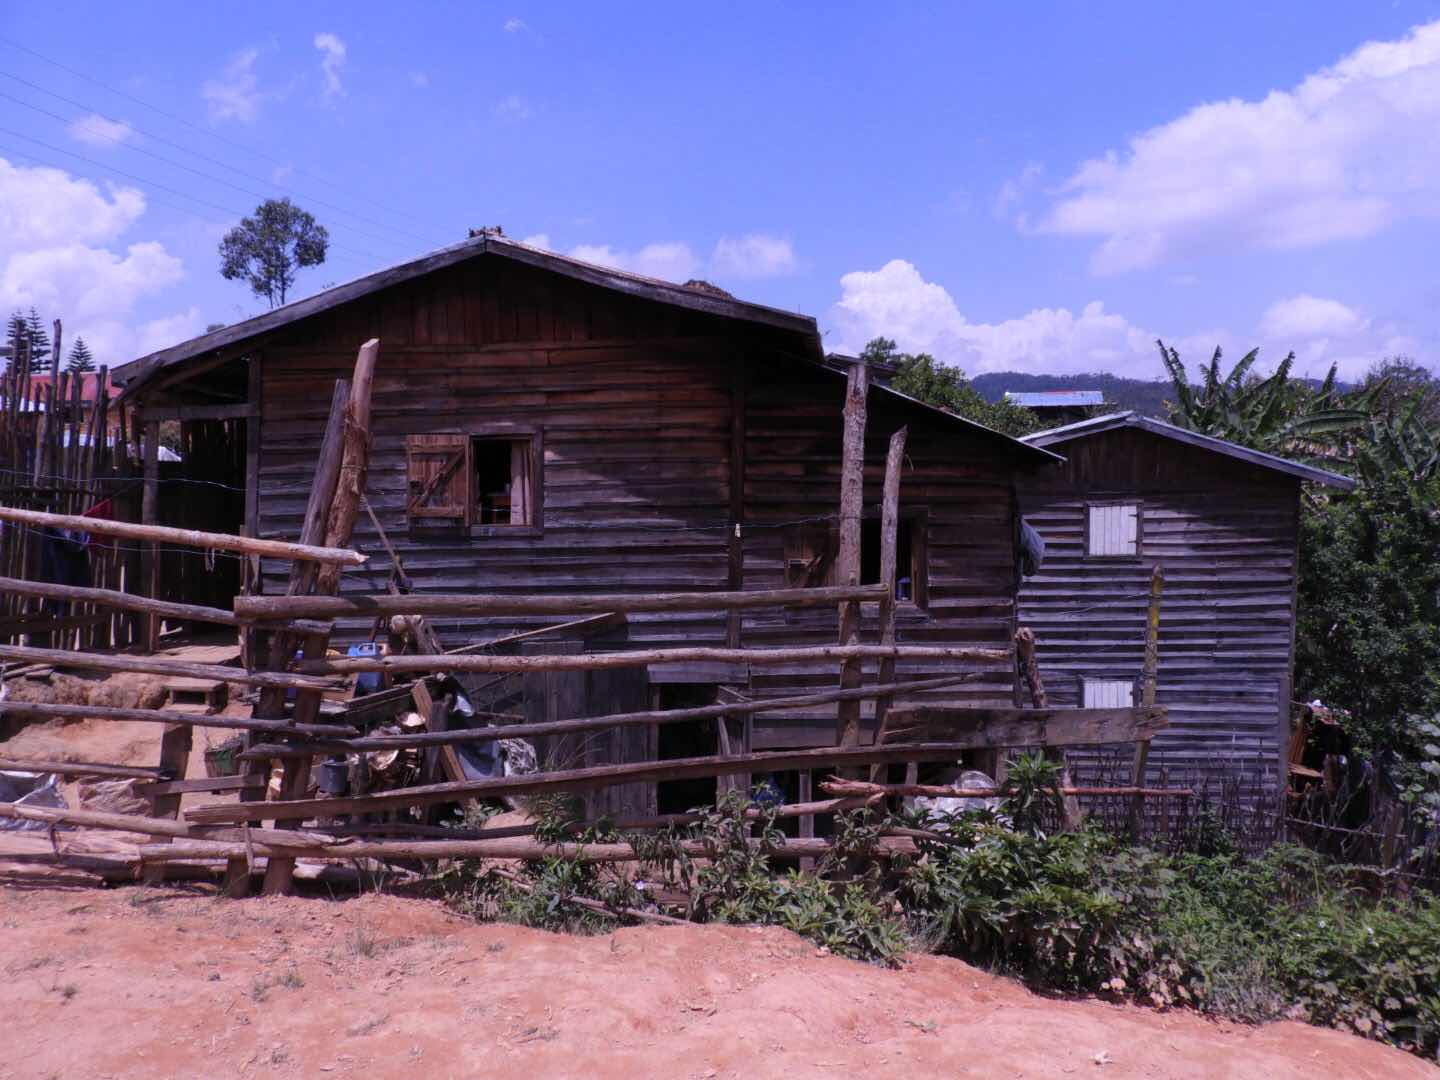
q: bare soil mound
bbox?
[0,886,1430,1080]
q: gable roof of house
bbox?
[1020,410,1355,489]
[112,233,1062,465]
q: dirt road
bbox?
[0,884,1430,1080]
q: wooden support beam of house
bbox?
[291,643,1011,678]
[231,583,890,622]
[0,643,343,691]
[0,505,367,565]
[0,700,358,738]
[185,715,1165,826]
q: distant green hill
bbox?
[970,371,1174,417]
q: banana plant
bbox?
[1158,340,1368,468]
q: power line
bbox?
[0,33,435,230]
[0,132,392,267]
[0,70,442,251]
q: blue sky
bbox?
[4,2,1440,380]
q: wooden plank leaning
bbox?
[868,425,908,785]
[262,339,378,895]
[1016,626,1082,829]
[0,505,367,565]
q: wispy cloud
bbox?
[409,70,429,89]
[569,242,700,282]
[314,32,347,101]
[66,114,134,148]
[710,233,798,279]
[202,49,262,125]
[493,94,534,122]
[503,17,528,33]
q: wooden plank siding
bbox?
[233,255,1027,749]
[1018,426,1299,797]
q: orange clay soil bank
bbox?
[0,886,1431,1080]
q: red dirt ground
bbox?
[0,884,1432,1080]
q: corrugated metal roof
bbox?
[1021,411,1356,490]
[1003,390,1106,407]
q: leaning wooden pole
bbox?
[1127,564,1164,839]
[869,425,907,784]
[834,360,870,756]
[0,505,367,565]
[263,338,378,895]
[1016,626,1081,829]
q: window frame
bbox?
[1083,500,1143,560]
[404,425,544,537]
[468,425,544,539]
[782,508,928,608]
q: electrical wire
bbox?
[0,79,437,252]
[0,33,434,229]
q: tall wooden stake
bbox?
[261,338,379,895]
[1016,626,1081,829]
[140,419,160,653]
[868,426,906,783]
[834,360,869,757]
[1127,564,1164,839]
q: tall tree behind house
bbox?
[66,338,96,373]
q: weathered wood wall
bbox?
[166,255,1027,748]
[1018,426,1299,795]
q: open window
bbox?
[406,430,541,532]
[1086,503,1139,557]
[860,516,922,603]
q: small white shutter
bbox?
[1083,678,1135,708]
[1087,504,1138,556]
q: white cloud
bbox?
[66,114,134,148]
[993,162,1042,221]
[493,94,533,122]
[203,49,262,124]
[271,164,294,184]
[829,258,1157,375]
[504,17,528,33]
[569,242,700,283]
[0,157,192,365]
[1259,294,1367,340]
[409,70,429,88]
[519,233,551,250]
[710,234,798,279]
[1040,19,1440,272]
[314,32,347,101]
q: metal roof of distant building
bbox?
[1003,390,1107,407]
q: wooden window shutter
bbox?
[1087,504,1139,556]
[406,434,470,522]
[783,521,836,588]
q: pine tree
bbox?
[24,308,50,373]
[4,312,27,379]
[66,337,96,373]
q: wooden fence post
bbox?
[141,721,192,885]
[1016,625,1081,829]
[140,419,160,653]
[868,426,907,783]
[262,338,378,895]
[1128,564,1164,839]
[834,360,870,758]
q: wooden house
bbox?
[1016,411,1354,795]
[113,234,1058,808]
